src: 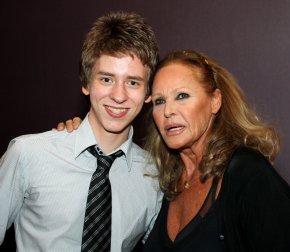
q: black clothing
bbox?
[143,147,290,252]
[144,178,226,251]
[218,147,290,251]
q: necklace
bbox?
[184,180,190,189]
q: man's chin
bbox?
[105,125,131,135]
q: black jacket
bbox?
[218,147,290,252]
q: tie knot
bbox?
[112,149,124,158]
[87,145,124,170]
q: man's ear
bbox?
[82,85,89,96]
[211,89,222,114]
[144,95,152,103]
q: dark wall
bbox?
[1,0,290,250]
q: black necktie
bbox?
[81,145,123,252]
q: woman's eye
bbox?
[176,93,189,100]
[153,98,165,106]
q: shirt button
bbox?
[219,234,225,241]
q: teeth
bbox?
[108,107,126,114]
[168,127,183,131]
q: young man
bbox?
[0,11,162,251]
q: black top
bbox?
[143,179,226,252]
[143,147,290,252]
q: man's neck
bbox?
[88,116,130,154]
[95,130,129,154]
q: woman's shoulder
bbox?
[223,146,290,194]
[220,146,273,195]
[225,146,271,178]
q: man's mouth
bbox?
[108,107,127,114]
[105,105,128,117]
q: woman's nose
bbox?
[164,101,175,118]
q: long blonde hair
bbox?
[144,50,280,200]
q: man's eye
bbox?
[176,93,189,100]
[153,98,165,106]
[100,77,112,83]
[128,80,140,87]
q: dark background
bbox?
[1,1,290,250]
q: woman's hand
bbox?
[54,117,82,132]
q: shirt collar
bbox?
[74,114,134,171]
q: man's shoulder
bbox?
[129,143,157,172]
[130,142,151,160]
[8,130,74,152]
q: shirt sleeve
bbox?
[0,139,26,244]
[142,192,163,244]
[239,153,290,251]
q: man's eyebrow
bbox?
[127,75,145,81]
[97,71,114,77]
[96,72,144,81]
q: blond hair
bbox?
[144,50,280,200]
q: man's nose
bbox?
[110,83,128,103]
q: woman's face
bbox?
[151,63,221,151]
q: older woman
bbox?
[58,50,290,251]
[143,50,290,251]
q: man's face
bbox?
[82,54,150,139]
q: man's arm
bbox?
[0,139,25,244]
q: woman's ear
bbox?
[81,85,89,96]
[211,89,222,114]
[144,95,152,103]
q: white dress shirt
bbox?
[0,115,162,252]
